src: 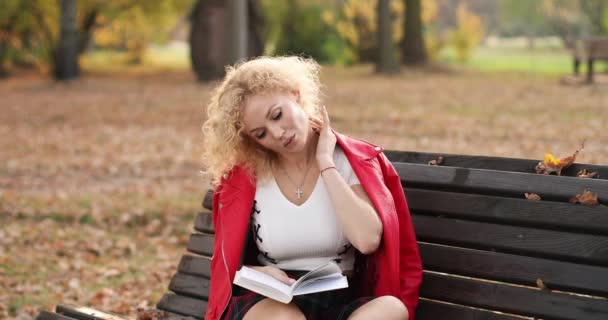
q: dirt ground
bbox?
[1,65,607,319]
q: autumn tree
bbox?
[376,0,399,74]
[402,0,427,65]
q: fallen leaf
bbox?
[536,278,548,290]
[577,169,599,179]
[525,193,541,201]
[535,141,585,175]
[569,190,599,205]
[428,156,444,166]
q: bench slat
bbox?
[194,211,214,234]
[54,305,128,320]
[187,233,214,257]
[395,163,608,204]
[202,192,213,212]
[35,311,79,320]
[416,299,528,320]
[421,271,608,320]
[169,273,211,299]
[385,150,608,179]
[156,294,206,319]
[178,255,211,278]
[406,188,608,235]
[412,215,608,266]
[419,242,608,296]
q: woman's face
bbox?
[241,91,311,155]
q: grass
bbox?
[439,46,574,75]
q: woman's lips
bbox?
[284,134,295,147]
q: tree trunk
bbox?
[190,0,264,82]
[229,0,247,64]
[402,0,427,65]
[55,0,80,80]
[376,0,399,74]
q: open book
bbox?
[233,262,349,304]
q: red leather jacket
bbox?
[204,129,422,320]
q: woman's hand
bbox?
[309,105,336,169]
[248,266,296,285]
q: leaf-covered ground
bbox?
[1,66,607,319]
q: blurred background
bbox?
[1,0,607,319]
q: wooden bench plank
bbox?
[412,215,608,266]
[419,242,608,296]
[169,273,211,299]
[194,211,214,234]
[178,255,211,278]
[54,305,128,320]
[396,163,608,204]
[420,271,608,320]
[35,310,79,320]
[406,188,608,235]
[187,233,214,257]
[385,150,608,179]
[416,299,529,320]
[156,294,206,319]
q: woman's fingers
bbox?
[266,266,296,285]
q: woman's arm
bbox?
[318,161,383,254]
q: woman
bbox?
[201,56,422,320]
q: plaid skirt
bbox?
[221,270,375,320]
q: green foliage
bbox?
[0,0,58,74]
[0,0,193,75]
[447,2,484,63]
[263,1,354,65]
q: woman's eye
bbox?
[256,111,281,139]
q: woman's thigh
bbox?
[347,295,408,320]
[243,298,306,320]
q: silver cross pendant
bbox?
[295,188,303,199]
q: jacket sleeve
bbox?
[379,153,423,320]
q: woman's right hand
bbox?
[248,266,296,285]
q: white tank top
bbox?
[252,145,361,271]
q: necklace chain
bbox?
[278,158,314,199]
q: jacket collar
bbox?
[332,128,384,161]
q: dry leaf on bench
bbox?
[569,190,599,205]
[525,193,541,201]
[536,278,548,290]
[428,156,444,166]
[577,169,599,179]
[535,141,585,176]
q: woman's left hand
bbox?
[309,105,336,169]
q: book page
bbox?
[292,262,343,288]
[234,267,292,300]
[293,276,348,296]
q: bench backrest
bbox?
[574,37,608,60]
[157,151,608,320]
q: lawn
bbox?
[1,58,607,319]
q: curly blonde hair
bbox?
[201,56,323,187]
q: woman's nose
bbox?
[268,124,284,140]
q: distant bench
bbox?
[36,150,608,320]
[572,37,608,83]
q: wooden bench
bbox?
[36,150,608,320]
[572,37,608,83]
